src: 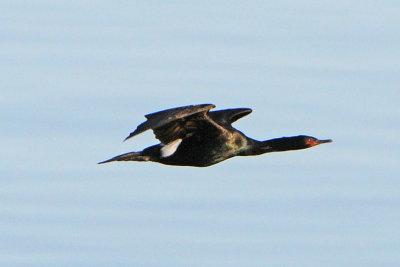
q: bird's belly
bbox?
[160,132,246,167]
[207,135,246,164]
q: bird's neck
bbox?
[244,136,304,155]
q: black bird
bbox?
[99,104,332,167]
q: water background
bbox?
[2,1,399,266]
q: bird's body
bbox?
[157,128,248,167]
[99,104,332,167]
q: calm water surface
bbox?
[2,1,399,266]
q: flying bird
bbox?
[99,104,332,167]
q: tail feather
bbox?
[98,151,149,164]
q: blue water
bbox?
[2,1,400,266]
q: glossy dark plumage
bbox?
[99,104,332,167]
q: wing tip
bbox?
[123,133,133,141]
[123,131,137,141]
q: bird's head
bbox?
[300,135,332,149]
[256,135,332,154]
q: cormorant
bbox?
[99,104,332,167]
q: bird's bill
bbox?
[317,139,333,144]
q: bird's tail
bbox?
[98,151,150,164]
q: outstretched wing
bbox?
[124,104,225,144]
[208,108,252,127]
